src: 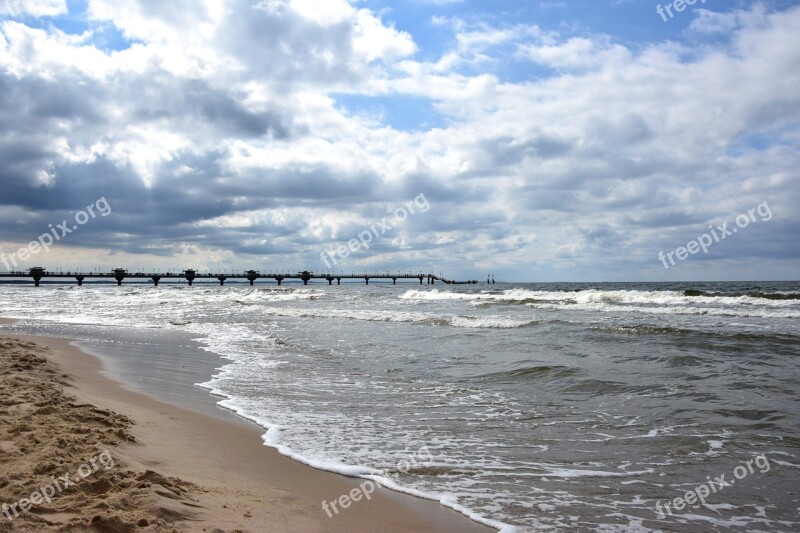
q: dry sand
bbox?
[0,327,494,532]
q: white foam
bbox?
[196,380,513,532]
[450,315,539,329]
[399,288,800,319]
[235,287,324,302]
[544,467,654,478]
[252,306,539,328]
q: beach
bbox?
[0,318,491,532]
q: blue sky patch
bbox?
[334,93,449,132]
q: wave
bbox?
[590,324,800,342]
[536,301,800,319]
[400,288,551,305]
[399,288,800,318]
[402,288,800,306]
[234,287,324,303]
[261,306,540,329]
[450,316,540,329]
[712,409,786,422]
[480,365,578,381]
[685,289,800,300]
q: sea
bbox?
[0,280,798,532]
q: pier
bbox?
[0,267,480,287]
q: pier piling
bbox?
[30,267,45,287]
[113,268,127,286]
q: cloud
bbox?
[416,0,463,5]
[519,36,631,70]
[0,1,798,280]
[0,0,67,17]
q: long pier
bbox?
[0,267,479,287]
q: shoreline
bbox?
[0,320,495,532]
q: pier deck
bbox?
[0,268,479,286]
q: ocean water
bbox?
[0,280,798,531]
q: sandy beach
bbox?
[0,319,491,532]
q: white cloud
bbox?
[353,9,416,63]
[288,0,352,26]
[0,0,66,17]
[519,37,631,70]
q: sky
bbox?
[0,0,798,282]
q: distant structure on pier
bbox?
[0,267,481,287]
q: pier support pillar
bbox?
[246,270,259,286]
[76,275,85,286]
[300,271,311,285]
[336,277,341,285]
[419,276,423,285]
[217,276,227,286]
[30,267,45,287]
[364,276,369,285]
[276,277,283,286]
[113,268,127,286]
[151,276,161,287]
[392,277,397,285]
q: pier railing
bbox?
[0,268,479,287]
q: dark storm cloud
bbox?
[126,76,299,139]
[0,139,53,186]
